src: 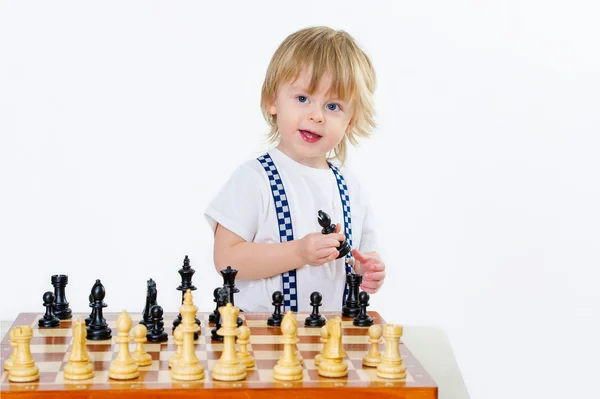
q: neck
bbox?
[276,144,329,170]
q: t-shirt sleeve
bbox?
[204,165,266,243]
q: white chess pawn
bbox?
[362,324,382,367]
[169,325,183,368]
[236,325,255,368]
[132,324,152,367]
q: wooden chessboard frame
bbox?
[1,312,438,398]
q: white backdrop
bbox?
[1,1,599,398]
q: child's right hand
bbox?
[297,223,345,266]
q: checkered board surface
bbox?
[1,312,437,398]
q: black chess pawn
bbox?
[38,291,60,328]
[211,288,229,342]
[51,274,72,320]
[147,305,168,343]
[304,292,327,327]
[267,291,284,327]
[141,278,157,328]
[317,210,351,259]
[86,279,112,340]
[209,287,220,324]
[85,293,94,326]
[342,273,362,318]
[220,266,243,327]
[173,256,201,332]
[353,291,374,327]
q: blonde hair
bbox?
[261,26,377,165]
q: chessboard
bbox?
[1,311,438,399]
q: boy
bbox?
[205,26,386,312]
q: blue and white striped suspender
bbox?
[258,153,353,311]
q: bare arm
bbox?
[213,223,345,280]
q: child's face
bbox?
[269,68,354,167]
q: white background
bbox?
[1,1,599,398]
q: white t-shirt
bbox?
[204,147,378,312]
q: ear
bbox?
[269,103,277,116]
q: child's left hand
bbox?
[351,249,386,294]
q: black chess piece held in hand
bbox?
[38,291,60,328]
[318,210,351,259]
[304,292,327,327]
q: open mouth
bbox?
[299,130,322,143]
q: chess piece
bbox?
[169,325,183,368]
[353,291,374,327]
[51,274,72,320]
[171,289,205,380]
[109,310,139,380]
[7,326,39,382]
[376,324,407,380]
[273,311,303,381]
[147,305,168,342]
[140,278,157,328]
[211,288,228,342]
[362,324,383,367]
[132,324,152,367]
[314,324,329,366]
[86,279,112,341]
[342,273,362,318]
[38,291,60,328]
[318,210,351,259]
[267,291,284,327]
[212,302,246,381]
[318,316,348,378]
[64,318,94,380]
[304,291,326,327]
[209,287,220,323]
[4,329,17,371]
[236,325,255,368]
[85,293,93,326]
[173,256,201,335]
[220,266,243,327]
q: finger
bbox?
[365,261,385,273]
[315,250,338,264]
[360,280,381,290]
[360,286,378,294]
[315,248,337,260]
[318,238,345,250]
[363,271,386,281]
[351,249,369,263]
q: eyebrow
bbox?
[291,85,345,103]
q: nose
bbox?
[308,105,324,124]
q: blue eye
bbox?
[327,103,339,111]
[297,96,308,103]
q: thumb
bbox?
[334,223,342,234]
